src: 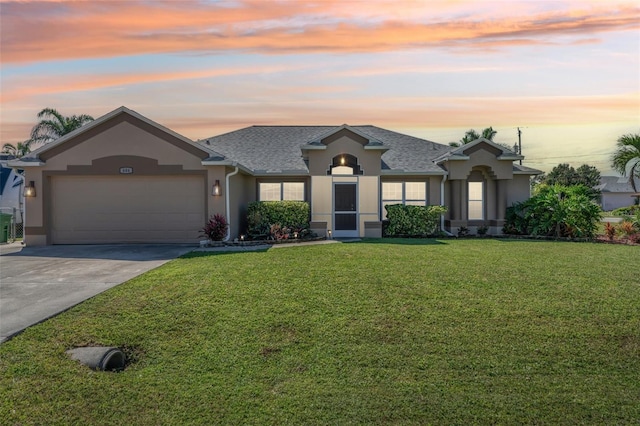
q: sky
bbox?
[1,0,639,174]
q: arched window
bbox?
[327,154,363,175]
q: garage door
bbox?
[51,175,205,244]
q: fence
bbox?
[0,207,23,243]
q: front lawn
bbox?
[1,240,639,424]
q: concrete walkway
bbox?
[0,243,194,343]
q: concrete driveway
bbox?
[0,243,194,343]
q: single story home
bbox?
[598,175,640,211]
[9,106,542,245]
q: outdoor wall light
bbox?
[240,234,245,241]
[340,156,345,165]
[24,181,36,197]
[327,229,332,239]
[212,180,221,196]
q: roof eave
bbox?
[300,144,327,151]
[435,155,470,164]
[497,154,524,161]
[200,160,253,174]
[513,170,543,175]
[364,144,389,152]
[7,159,45,167]
[252,170,310,177]
[381,170,447,176]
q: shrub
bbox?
[270,224,291,240]
[619,221,637,238]
[457,226,470,237]
[603,222,617,240]
[247,201,310,239]
[384,204,446,237]
[611,205,639,217]
[200,214,228,241]
[477,225,489,235]
[503,184,601,239]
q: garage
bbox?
[51,175,205,244]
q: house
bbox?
[9,106,541,245]
[598,176,640,211]
[0,156,24,223]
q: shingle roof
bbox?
[513,164,544,174]
[201,125,452,174]
[598,175,640,193]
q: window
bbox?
[259,182,305,201]
[283,182,304,200]
[381,181,427,217]
[468,181,484,220]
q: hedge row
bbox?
[246,201,310,239]
[384,204,447,237]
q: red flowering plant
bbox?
[200,214,228,241]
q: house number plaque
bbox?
[119,167,133,174]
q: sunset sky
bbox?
[1,0,638,174]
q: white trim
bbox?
[223,166,240,242]
[332,179,359,238]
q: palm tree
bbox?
[2,141,33,157]
[451,127,498,147]
[29,108,94,146]
[481,126,497,140]
[612,132,640,193]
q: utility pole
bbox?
[517,127,522,165]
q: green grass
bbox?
[1,239,639,425]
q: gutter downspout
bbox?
[440,174,454,236]
[223,166,239,242]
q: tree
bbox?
[575,164,601,188]
[542,163,601,200]
[544,163,600,187]
[612,133,640,193]
[1,141,33,157]
[544,163,577,186]
[450,126,498,147]
[29,108,94,146]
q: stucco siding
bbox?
[44,121,204,171]
[311,176,333,231]
[506,175,532,205]
[308,134,382,176]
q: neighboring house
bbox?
[0,156,24,223]
[598,176,640,211]
[9,106,541,245]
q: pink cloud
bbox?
[0,64,308,103]
[1,1,637,64]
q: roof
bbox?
[513,164,544,175]
[434,137,524,164]
[201,125,453,175]
[598,175,640,193]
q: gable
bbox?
[321,128,369,146]
[39,111,209,162]
[39,119,206,173]
[462,141,502,156]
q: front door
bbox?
[333,183,358,238]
